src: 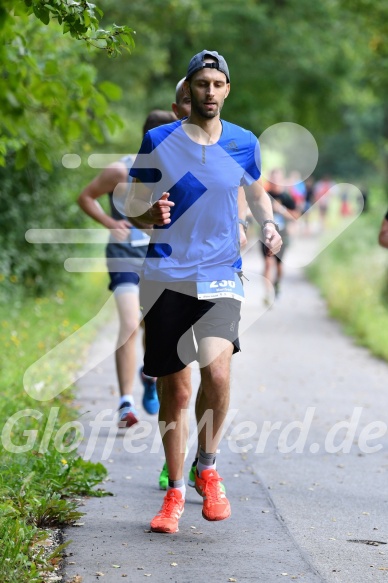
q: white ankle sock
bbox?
[119,394,134,407]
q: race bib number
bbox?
[197,275,244,302]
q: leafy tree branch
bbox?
[22,0,135,56]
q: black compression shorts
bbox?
[140,280,241,377]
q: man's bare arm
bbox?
[378,216,388,249]
[244,179,282,256]
[77,162,150,239]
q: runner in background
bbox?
[302,175,315,234]
[77,110,176,428]
[260,168,299,305]
[314,174,335,231]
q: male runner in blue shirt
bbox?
[127,50,282,533]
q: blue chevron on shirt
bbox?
[129,119,261,282]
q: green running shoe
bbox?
[188,462,197,487]
[188,463,226,493]
[160,456,225,493]
[159,462,169,490]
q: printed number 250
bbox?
[210,280,235,288]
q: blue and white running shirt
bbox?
[130,119,261,282]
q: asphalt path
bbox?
[63,233,388,583]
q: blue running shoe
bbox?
[117,401,139,428]
[140,367,159,415]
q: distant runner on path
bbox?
[127,50,282,534]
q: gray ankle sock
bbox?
[197,447,216,475]
[167,478,186,498]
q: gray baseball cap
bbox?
[185,50,230,83]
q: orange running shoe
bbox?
[195,468,231,521]
[150,489,185,533]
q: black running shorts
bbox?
[140,280,241,377]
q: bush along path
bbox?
[0,272,111,583]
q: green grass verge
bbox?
[307,206,388,361]
[0,272,111,582]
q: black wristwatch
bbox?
[262,219,279,232]
[238,218,248,233]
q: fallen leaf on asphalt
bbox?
[329,538,336,541]
[112,565,120,568]
[137,567,144,570]
[228,578,237,582]
[72,523,85,527]
[122,575,128,578]
[362,512,370,515]
[96,573,104,577]
[379,568,388,571]
[144,529,151,533]
[281,574,288,576]
[144,575,151,577]
[125,476,132,480]
[192,531,203,535]
[123,505,128,508]
[170,562,178,567]
[190,526,196,529]
[262,510,270,513]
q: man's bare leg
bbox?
[114,291,140,398]
[158,366,192,481]
[194,336,233,521]
[196,337,233,454]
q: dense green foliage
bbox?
[0,163,84,297]
[0,2,131,167]
[2,0,388,298]
[0,2,126,294]
[22,0,134,54]
[96,0,384,181]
